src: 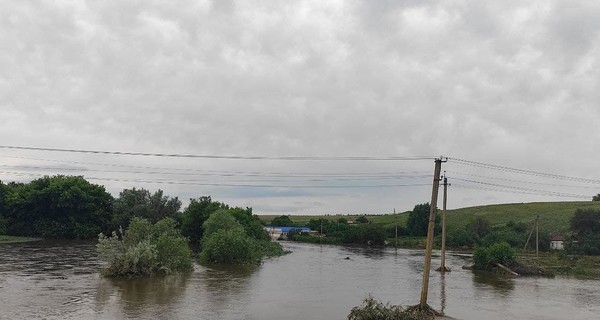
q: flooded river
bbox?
[0,240,598,319]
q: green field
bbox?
[259,201,600,233]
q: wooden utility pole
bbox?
[395,208,398,250]
[524,219,536,251]
[437,175,450,272]
[536,215,539,258]
[523,215,540,257]
[320,217,323,246]
[419,157,445,307]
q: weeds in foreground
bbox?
[348,296,440,320]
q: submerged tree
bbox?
[97,217,192,277]
[199,209,284,265]
[112,188,181,230]
[180,196,228,244]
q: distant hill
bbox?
[260,201,600,234]
[444,201,600,234]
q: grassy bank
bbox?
[260,201,600,234]
[517,252,600,278]
[444,201,600,233]
[0,235,41,243]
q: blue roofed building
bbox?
[264,226,311,240]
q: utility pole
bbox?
[320,217,323,246]
[419,157,445,308]
[536,215,539,258]
[437,174,450,272]
[395,208,398,250]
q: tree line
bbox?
[0,175,259,244]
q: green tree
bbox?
[406,203,440,236]
[0,180,12,234]
[112,188,181,229]
[468,216,491,237]
[570,208,600,236]
[97,217,192,277]
[180,196,227,243]
[270,215,294,226]
[199,227,256,264]
[593,194,600,201]
[568,208,600,255]
[229,207,269,240]
[339,224,386,245]
[200,210,256,264]
[473,242,515,270]
[4,175,113,238]
[355,215,369,224]
[202,209,241,238]
[199,209,284,265]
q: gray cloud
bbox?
[1,0,599,214]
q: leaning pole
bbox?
[419,157,444,307]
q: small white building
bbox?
[550,234,565,250]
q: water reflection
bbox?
[342,245,387,260]
[200,264,257,305]
[473,271,515,293]
[439,272,447,315]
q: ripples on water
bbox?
[0,240,599,320]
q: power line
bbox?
[450,157,600,184]
[0,156,432,178]
[0,171,432,189]
[0,145,435,161]
[447,170,600,189]
[0,165,431,183]
[452,184,589,199]
[451,177,590,199]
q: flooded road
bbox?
[0,240,598,319]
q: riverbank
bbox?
[0,235,41,243]
[517,252,600,278]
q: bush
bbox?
[337,224,386,245]
[348,297,435,320]
[0,215,6,234]
[445,228,479,248]
[384,224,407,239]
[199,209,285,265]
[566,235,600,255]
[200,227,257,264]
[97,217,193,277]
[291,234,342,245]
[473,242,515,270]
[480,229,526,248]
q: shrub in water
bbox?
[200,226,257,264]
[97,217,192,277]
[199,209,285,265]
[473,242,515,270]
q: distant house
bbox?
[264,226,311,240]
[550,234,565,250]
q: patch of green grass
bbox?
[259,212,410,227]
[445,201,600,234]
[0,235,41,243]
[259,201,600,235]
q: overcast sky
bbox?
[1,0,599,215]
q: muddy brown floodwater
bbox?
[0,240,599,319]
